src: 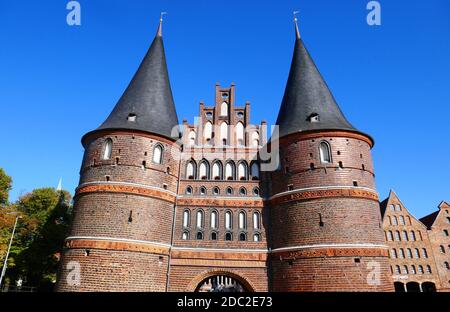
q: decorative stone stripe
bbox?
[64,238,170,256]
[171,249,268,262]
[170,258,267,268]
[82,129,181,147]
[277,130,374,148]
[269,187,379,205]
[177,197,264,208]
[75,183,176,203]
[272,246,389,260]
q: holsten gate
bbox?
[55,19,394,292]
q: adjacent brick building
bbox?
[380,191,450,292]
[55,19,446,292]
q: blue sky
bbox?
[0,0,449,218]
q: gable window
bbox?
[210,211,218,229]
[103,138,113,160]
[188,130,196,146]
[152,145,163,164]
[239,211,246,229]
[238,162,247,180]
[225,211,232,229]
[196,210,204,229]
[182,210,190,228]
[251,131,259,147]
[220,102,228,116]
[319,141,331,163]
[220,122,228,144]
[204,121,213,143]
[236,122,244,146]
[186,161,196,179]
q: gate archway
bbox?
[187,270,255,292]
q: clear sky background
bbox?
[0,0,449,218]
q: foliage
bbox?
[0,168,12,206]
[1,185,72,292]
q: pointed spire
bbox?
[157,12,166,37]
[293,11,300,40]
[275,21,359,139]
[93,17,179,140]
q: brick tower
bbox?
[56,21,181,291]
[268,21,393,291]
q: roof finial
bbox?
[157,12,167,37]
[293,10,300,39]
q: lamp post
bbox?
[0,215,21,289]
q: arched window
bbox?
[387,231,393,241]
[185,186,193,195]
[414,248,420,258]
[407,248,413,258]
[213,187,220,195]
[225,232,232,241]
[444,229,449,236]
[253,233,261,242]
[426,265,432,274]
[410,231,416,241]
[422,248,428,258]
[220,122,228,144]
[182,231,189,240]
[103,138,113,160]
[188,130,196,146]
[418,265,424,274]
[250,162,259,180]
[226,187,233,196]
[204,121,212,143]
[153,145,163,164]
[199,160,209,180]
[211,232,218,241]
[392,216,398,225]
[319,141,331,163]
[196,210,204,229]
[253,187,260,196]
[399,216,405,225]
[210,211,218,229]
[225,211,232,229]
[239,211,246,229]
[239,187,247,196]
[403,265,409,274]
[391,248,397,258]
[402,230,409,241]
[225,161,235,180]
[238,162,247,181]
[236,122,244,146]
[445,262,450,270]
[395,230,401,241]
[196,232,203,240]
[239,233,246,241]
[200,186,206,196]
[388,216,392,225]
[253,212,261,230]
[411,265,416,274]
[182,210,190,228]
[251,131,259,147]
[186,161,196,179]
[220,101,228,116]
[395,265,401,274]
[440,245,445,253]
[212,161,222,180]
[399,248,405,258]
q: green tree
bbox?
[0,167,12,205]
[5,188,72,291]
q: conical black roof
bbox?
[276,29,357,138]
[95,22,179,139]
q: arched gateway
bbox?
[188,271,255,292]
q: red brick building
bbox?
[55,20,396,292]
[380,191,450,292]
